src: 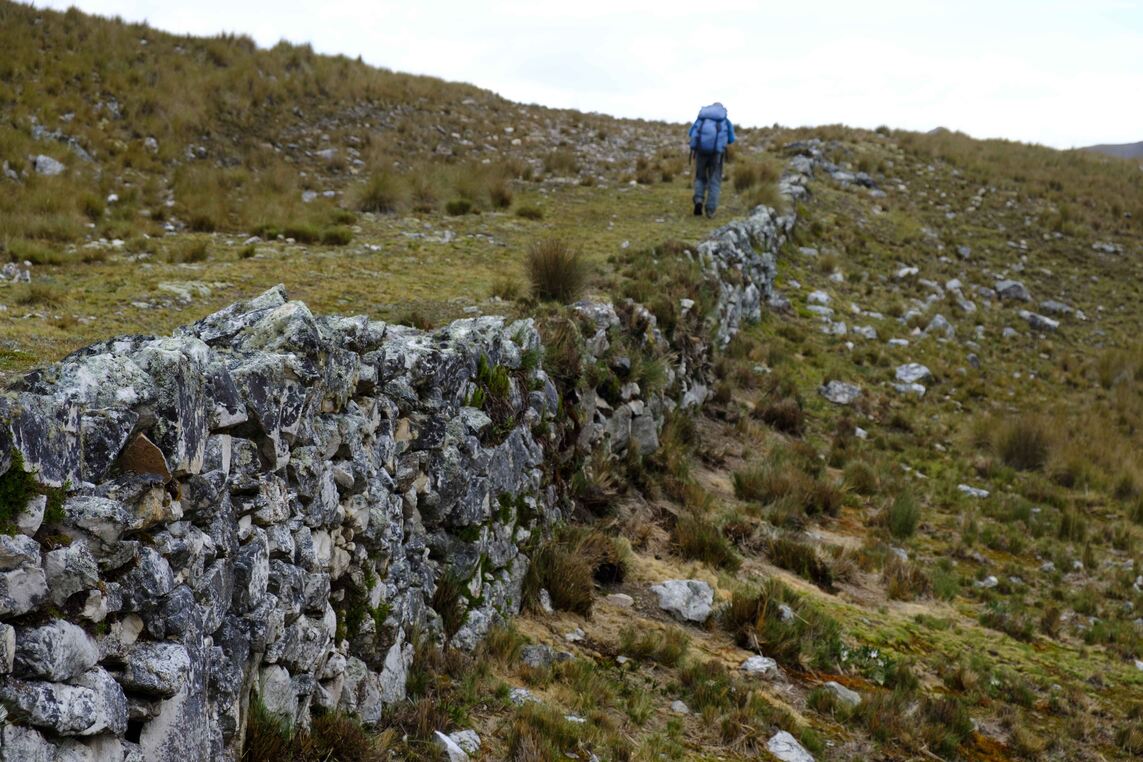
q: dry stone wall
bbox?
[0,158,809,761]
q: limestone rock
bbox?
[14,621,99,681]
[823,680,861,708]
[650,579,713,623]
[819,380,861,405]
[767,730,815,762]
[995,280,1031,302]
[741,655,779,678]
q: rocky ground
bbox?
[1,3,1142,761]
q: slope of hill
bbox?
[1084,142,1143,160]
[1,3,1142,761]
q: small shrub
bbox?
[524,527,626,616]
[283,224,320,244]
[619,625,689,667]
[886,491,921,539]
[168,239,209,263]
[431,570,466,637]
[489,276,522,301]
[994,415,1053,471]
[320,226,353,246]
[673,512,740,571]
[515,204,544,220]
[357,170,404,213]
[721,580,843,669]
[767,535,834,590]
[882,556,930,600]
[445,198,473,216]
[13,282,63,306]
[238,244,257,259]
[527,238,586,303]
[843,460,879,495]
[756,396,803,435]
[543,149,579,175]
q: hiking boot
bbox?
[693,202,702,217]
[705,208,716,219]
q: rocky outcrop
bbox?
[0,162,804,760]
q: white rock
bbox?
[670,699,690,714]
[767,730,815,762]
[449,729,481,754]
[604,593,634,608]
[823,680,861,707]
[33,155,65,176]
[819,380,861,405]
[650,579,714,623]
[807,290,830,305]
[894,382,926,396]
[975,575,999,589]
[958,484,990,499]
[895,363,932,384]
[741,655,779,678]
[434,731,469,762]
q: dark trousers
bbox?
[693,151,724,213]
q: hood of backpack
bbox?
[698,103,727,121]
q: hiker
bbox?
[688,102,735,218]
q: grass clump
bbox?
[524,526,626,617]
[884,491,921,539]
[515,204,544,220]
[527,238,587,303]
[881,555,930,600]
[319,226,353,246]
[619,625,689,667]
[242,699,383,761]
[356,170,404,213]
[720,579,843,669]
[766,535,834,590]
[993,414,1053,471]
[673,511,740,571]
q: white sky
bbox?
[31,0,1143,148]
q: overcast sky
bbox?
[33,0,1143,148]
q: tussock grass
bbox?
[619,625,689,667]
[528,238,587,303]
[524,526,626,616]
[672,511,741,571]
[720,580,843,669]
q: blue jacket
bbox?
[688,103,735,154]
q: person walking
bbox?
[688,102,735,218]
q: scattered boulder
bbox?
[994,280,1031,302]
[895,363,932,385]
[767,730,815,762]
[823,680,861,708]
[650,579,714,623]
[819,381,861,406]
[13,621,99,681]
[32,154,65,176]
[958,484,989,498]
[670,700,690,715]
[741,655,779,678]
[1018,310,1059,332]
[434,730,469,762]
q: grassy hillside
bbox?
[3,2,1143,761]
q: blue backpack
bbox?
[690,103,730,155]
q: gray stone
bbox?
[741,655,779,678]
[44,543,100,605]
[995,280,1030,302]
[115,642,191,698]
[434,730,469,761]
[1018,310,1059,332]
[823,680,861,708]
[521,644,555,669]
[0,722,54,761]
[450,729,481,754]
[650,579,713,623]
[0,623,14,674]
[895,363,932,384]
[819,380,861,405]
[0,667,126,736]
[14,620,99,681]
[508,687,537,705]
[958,484,990,498]
[0,565,48,617]
[767,730,815,762]
[0,534,40,571]
[33,154,65,176]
